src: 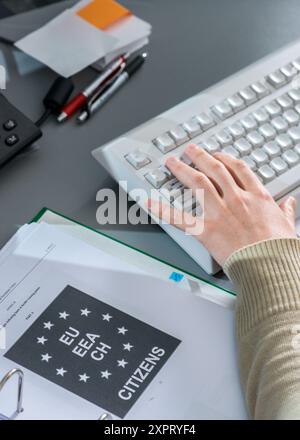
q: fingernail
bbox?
[288,196,296,206]
[186,143,197,152]
[166,156,178,165]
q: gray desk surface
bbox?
[1,0,300,290]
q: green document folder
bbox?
[31,208,236,308]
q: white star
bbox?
[102,313,112,322]
[59,311,69,320]
[117,359,128,368]
[37,336,48,345]
[56,367,67,377]
[101,370,112,379]
[117,326,128,335]
[79,373,90,383]
[41,353,52,362]
[123,343,134,351]
[81,308,91,317]
[43,321,54,330]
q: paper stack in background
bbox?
[14,0,152,77]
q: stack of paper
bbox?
[14,0,152,77]
[0,221,245,420]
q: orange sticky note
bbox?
[77,0,132,30]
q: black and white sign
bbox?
[5,286,181,418]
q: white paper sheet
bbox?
[93,15,151,67]
[15,9,117,77]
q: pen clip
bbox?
[88,62,126,109]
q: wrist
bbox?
[224,238,300,337]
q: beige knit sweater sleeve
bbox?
[224,238,300,420]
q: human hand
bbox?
[147,144,298,267]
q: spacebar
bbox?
[266,163,300,200]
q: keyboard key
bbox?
[160,180,183,202]
[271,116,289,133]
[234,138,252,156]
[257,165,276,183]
[251,81,270,98]
[173,188,193,206]
[195,112,216,130]
[239,87,257,105]
[252,108,270,124]
[294,143,300,155]
[264,101,282,117]
[5,134,19,146]
[173,194,196,213]
[280,64,298,80]
[263,141,281,158]
[283,109,300,126]
[145,168,170,188]
[182,196,197,213]
[211,102,233,120]
[270,157,288,175]
[241,115,257,131]
[153,134,176,153]
[250,148,268,165]
[288,126,300,143]
[169,126,189,145]
[276,134,293,151]
[282,150,300,167]
[227,94,246,112]
[242,156,257,171]
[215,130,233,146]
[3,119,17,131]
[259,123,276,141]
[159,165,173,178]
[247,131,264,148]
[288,89,300,102]
[180,153,193,166]
[292,57,300,71]
[222,146,239,158]
[228,122,246,139]
[202,138,220,153]
[125,151,151,169]
[182,119,202,138]
[266,71,286,88]
[192,203,203,217]
[276,94,293,110]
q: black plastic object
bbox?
[125,54,146,77]
[36,76,74,127]
[0,93,42,166]
[43,76,74,113]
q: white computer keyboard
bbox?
[92,39,300,274]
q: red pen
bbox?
[57,53,130,123]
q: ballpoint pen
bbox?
[77,53,147,124]
[57,52,131,122]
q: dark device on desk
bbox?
[0,94,42,166]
